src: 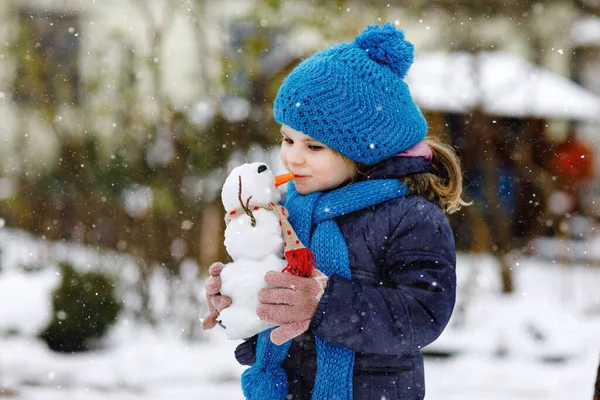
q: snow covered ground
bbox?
[1,228,599,399]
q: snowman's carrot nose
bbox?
[274,172,295,187]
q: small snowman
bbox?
[217,162,315,340]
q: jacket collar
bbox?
[358,156,432,181]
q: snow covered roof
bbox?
[405,51,600,121]
[570,17,600,47]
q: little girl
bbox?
[203,22,467,400]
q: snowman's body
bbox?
[224,209,284,261]
[219,255,284,339]
[218,162,286,340]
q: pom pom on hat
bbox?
[354,22,414,78]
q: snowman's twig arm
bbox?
[237,175,256,227]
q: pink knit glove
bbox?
[201,262,232,330]
[257,269,328,345]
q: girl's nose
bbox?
[287,146,305,165]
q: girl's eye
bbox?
[282,137,293,144]
[308,145,323,151]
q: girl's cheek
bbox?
[279,147,287,165]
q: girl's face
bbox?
[279,124,354,195]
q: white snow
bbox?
[406,51,600,122]
[122,185,154,218]
[220,97,251,123]
[145,137,175,167]
[0,178,17,200]
[1,227,600,399]
[570,17,600,47]
[187,98,216,128]
[0,268,60,336]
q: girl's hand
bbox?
[257,270,328,345]
[201,262,232,330]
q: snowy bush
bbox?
[39,262,121,352]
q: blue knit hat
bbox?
[274,22,428,165]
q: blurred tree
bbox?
[13,9,80,106]
[575,0,600,16]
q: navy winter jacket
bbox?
[234,157,457,399]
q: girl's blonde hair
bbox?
[343,135,470,214]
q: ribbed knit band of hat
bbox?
[274,22,428,166]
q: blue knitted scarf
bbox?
[241,179,408,399]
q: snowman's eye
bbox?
[257,165,268,174]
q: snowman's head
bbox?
[221,162,281,211]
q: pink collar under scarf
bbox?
[395,141,432,160]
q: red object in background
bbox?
[550,139,595,183]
